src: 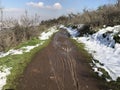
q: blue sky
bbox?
[1,0,117,20]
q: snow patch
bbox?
[0,26,58,90]
[74,25,120,81]
[0,26,58,58]
[59,25,79,37]
[0,66,11,90]
[39,26,58,40]
[0,42,44,58]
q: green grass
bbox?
[71,39,92,61]
[0,37,52,90]
[4,38,42,52]
[98,68,112,80]
[14,37,42,49]
[106,79,120,90]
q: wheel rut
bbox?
[17,29,108,90]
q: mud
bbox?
[17,30,107,90]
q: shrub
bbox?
[113,33,120,43]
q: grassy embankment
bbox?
[0,36,52,90]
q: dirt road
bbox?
[17,30,107,90]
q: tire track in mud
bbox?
[17,29,108,90]
[67,54,80,90]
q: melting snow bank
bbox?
[39,26,58,40]
[60,25,79,37]
[0,66,11,90]
[0,43,44,58]
[74,25,120,81]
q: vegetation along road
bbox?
[17,29,108,90]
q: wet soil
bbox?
[17,30,108,90]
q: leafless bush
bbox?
[53,1,120,28]
[3,17,19,28]
[20,10,40,27]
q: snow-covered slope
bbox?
[90,26,120,48]
[75,25,120,81]
[60,25,120,81]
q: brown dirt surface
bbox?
[17,30,108,90]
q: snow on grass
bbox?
[0,43,44,58]
[0,26,58,58]
[0,66,11,90]
[39,26,58,40]
[60,25,79,37]
[74,25,120,81]
[0,26,58,89]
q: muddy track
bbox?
[17,30,108,90]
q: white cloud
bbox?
[26,2,44,8]
[53,3,62,10]
[26,2,62,10]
